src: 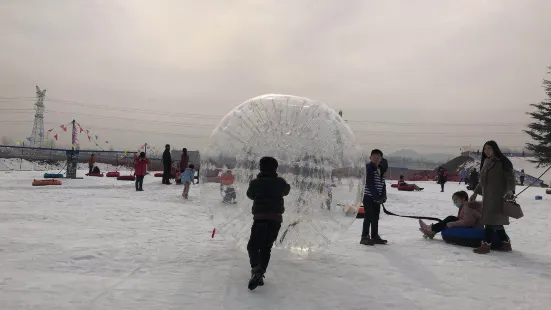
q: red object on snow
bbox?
[391,184,399,188]
[212,228,216,238]
[117,175,136,181]
[86,173,104,177]
[398,185,415,191]
[356,206,365,218]
[106,171,120,177]
[154,172,163,177]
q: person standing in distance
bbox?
[162,144,172,185]
[360,149,388,246]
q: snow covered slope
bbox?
[465,153,550,186]
[0,171,550,309]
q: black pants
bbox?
[432,216,458,233]
[162,166,171,184]
[484,225,509,243]
[440,182,445,191]
[362,200,381,238]
[89,165,93,174]
[135,175,144,190]
[520,177,525,186]
[247,220,281,272]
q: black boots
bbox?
[360,235,387,245]
[248,266,265,290]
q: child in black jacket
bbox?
[246,156,290,290]
[360,149,388,246]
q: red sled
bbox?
[106,171,120,178]
[390,184,399,188]
[86,173,104,177]
[117,175,136,181]
[398,185,415,191]
[154,172,163,177]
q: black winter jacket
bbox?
[162,150,172,168]
[247,172,290,221]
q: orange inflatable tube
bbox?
[32,179,62,186]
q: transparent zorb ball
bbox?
[200,94,365,254]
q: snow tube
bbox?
[356,206,365,218]
[44,173,64,178]
[441,227,504,249]
[117,175,136,181]
[398,185,415,191]
[154,173,163,177]
[85,173,104,177]
[32,179,62,186]
[106,171,120,178]
[390,184,399,188]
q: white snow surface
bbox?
[1,171,550,309]
[0,158,130,172]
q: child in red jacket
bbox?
[134,152,150,191]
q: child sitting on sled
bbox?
[398,175,423,191]
[419,191,482,239]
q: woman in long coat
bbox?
[470,140,516,254]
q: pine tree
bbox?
[525,66,551,167]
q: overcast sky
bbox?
[1,0,550,155]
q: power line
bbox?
[347,119,526,127]
[0,120,528,149]
[0,108,34,112]
[0,119,529,137]
[1,96,530,127]
[43,109,214,128]
[45,98,222,120]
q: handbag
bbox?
[503,197,524,219]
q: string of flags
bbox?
[43,121,110,149]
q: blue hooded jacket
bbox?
[181,168,195,183]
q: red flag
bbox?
[87,135,91,142]
[79,127,83,133]
[54,134,58,140]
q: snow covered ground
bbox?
[1,171,550,309]
[0,158,130,172]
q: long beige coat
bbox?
[475,157,516,225]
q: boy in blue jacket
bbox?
[180,164,195,199]
[361,149,388,246]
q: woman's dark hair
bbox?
[182,148,187,154]
[189,163,194,169]
[480,140,513,172]
[452,190,469,201]
[399,175,404,179]
[139,152,145,157]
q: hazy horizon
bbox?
[1,0,550,155]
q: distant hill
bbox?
[387,149,454,163]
